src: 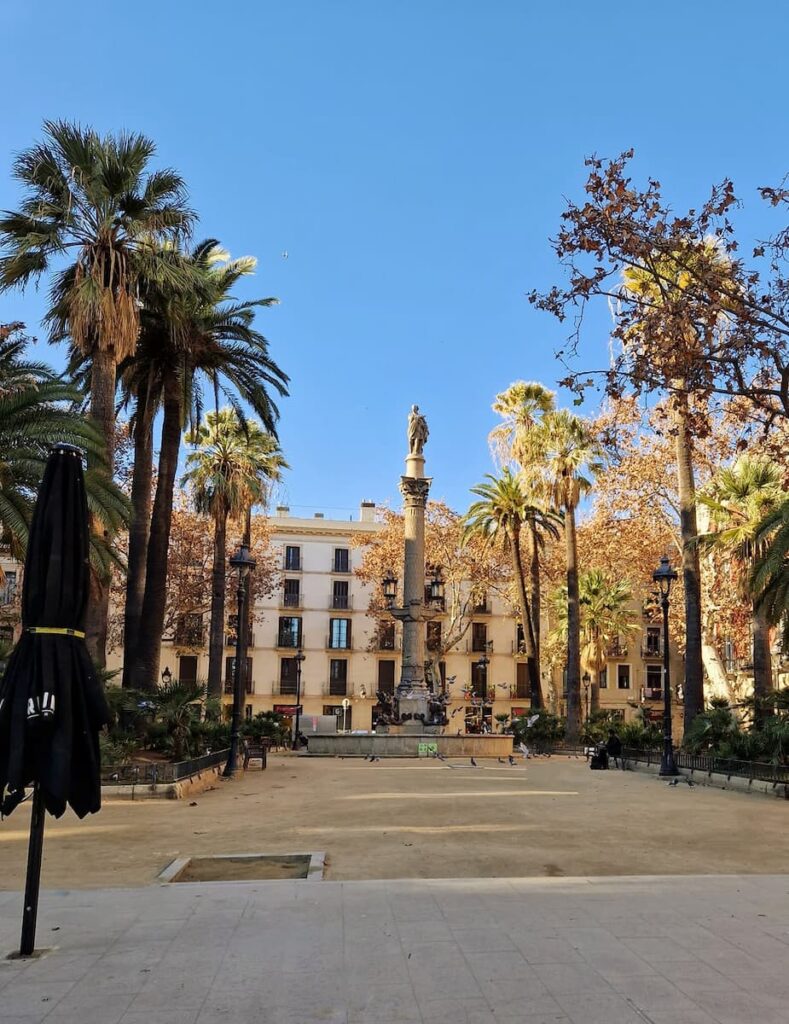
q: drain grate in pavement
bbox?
[158,851,325,883]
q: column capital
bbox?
[399,476,432,506]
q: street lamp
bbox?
[476,643,492,729]
[161,665,172,686]
[292,649,305,750]
[428,567,445,607]
[582,671,591,723]
[223,543,256,778]
[653,555,679,777]
[382,570,398,608]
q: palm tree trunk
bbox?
[122,385,154,687]
[675,402,704,732]
[752,600,774,723]
[565,503,582,742]
[511,525,543,708]
[527,524,541,667]
[207,511,228,698]
[131,380,182,691]
[84,347,118,667]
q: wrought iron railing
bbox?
[101,748,230,785]
[621,747,789,784]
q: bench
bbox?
[242,739,271,770]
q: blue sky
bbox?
[2,1,788,516]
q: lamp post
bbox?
[653,555,679,777]
[223,543,256,777]
[582,671,591,723]
[292,649,305,750]
[161,665,172,686]
[476,643,492,732]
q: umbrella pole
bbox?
[20,783,45,956]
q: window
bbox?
[329,658,348,696]
[516,662,529,699]
[516,623,525,654]
[332,580,350,609]
[598,667,608,689]
[426,620,442,652]
[617,665,631,690]
[378,620,395,650]
[1,571,16,604]
[644,626,662,656]
[424,583,446,611]
[471,660,488,701]
[377,659,396,695]
[278,616,302,648]
[646,665,662,696]
[283,578,300,607]
[471,622,488,653]
[245,705,253,721]
[329,618,351,649]
[473,592,489,613]
[178,655,198,684]
[280,657,299,694]
[225,656,254,694]
[284,545,301,571]
[174,613,203,646]
[333,548,350,573]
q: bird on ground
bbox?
[666,778,680,786]
[497,683,510,691]
[470,757,478,767]
[498,757,505,764]
[685,778,695,787]
[508,755,517,766]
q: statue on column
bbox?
[407,405,429,455]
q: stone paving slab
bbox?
[1,875,788,1023]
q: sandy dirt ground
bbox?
[1,754,787,889]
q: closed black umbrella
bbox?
[0,444,109,954]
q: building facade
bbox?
[0,503,690,735]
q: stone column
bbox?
[396,453,431,728]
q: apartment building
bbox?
[0,504,687,734]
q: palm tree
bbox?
[699,456,784,718]
[0,121,194,663]
[752,499,789,656]
[125,240,289,691]
[464,470,560,707]
[550,569,639,706]
[621,241,734,731]
[489,381,556,662]
[0,322,128,562]
[183,409,287,696]
[530,409,603,742]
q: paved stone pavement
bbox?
[2,874,789,1024]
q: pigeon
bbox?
[685,778,695,787]
[508,755,517,766]
[470,757,478,767]
[497,757,505,764]
[666,778,680,786]
[436,752,447,761]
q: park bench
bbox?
[242,738,271,770]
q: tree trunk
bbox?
[674,402,704,732]
[527,524,541,668]
[565,503,582,742]
[511,525,542,708]
[122,385,155,687]
[207,511,228,698]
[84,347,117,667]
[752,601,774,723]
[131,380,182,692]
[702,639,732,702]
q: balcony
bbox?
[173,627,205,648]
[224,678,256,695]
[472,602,491,615]
[226,631,255,648]
[467,639,493,654]
[327,638,352,651]
[329,594,354,610]
[277,635,302,650]
[375,634,400,652]
[511,640,526,655]
[0,584,18,606]
[272,680,299,696]
[331,561,351,574]
[642,687,663,701]
[323,681,349,697]
[641,642,663,659]
[606,640,629,658]
[281,593,302,609]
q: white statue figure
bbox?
[407,405,429,455]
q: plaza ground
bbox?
[2,755,788,889]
